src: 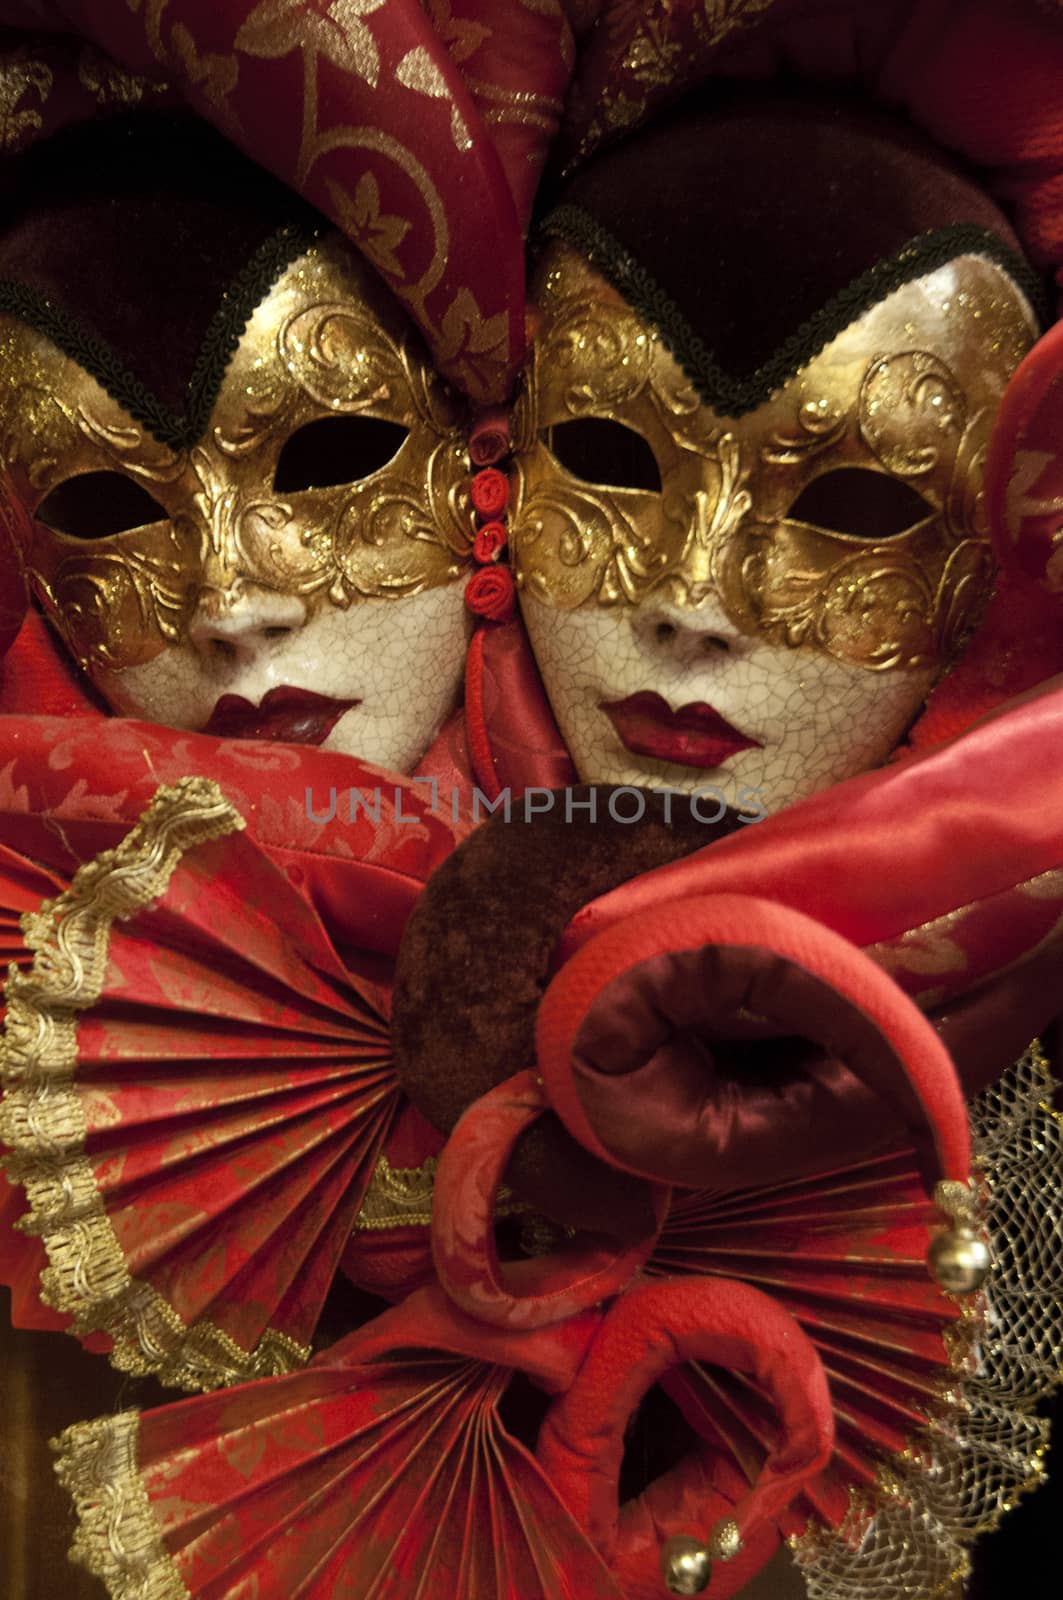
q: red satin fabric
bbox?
[0,714,459,954]
[536,896,971,1193]
[558,678,1063,960]
[466,615,575,800]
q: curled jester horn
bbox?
[535,893,988,1297]
[426,893,984,1329]
[536,1276,834,1598]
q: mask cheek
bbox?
[89,649,209,728]
[735,516,991,672]
[30,524,198,673]
[513,455,677,611]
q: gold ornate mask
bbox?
[0,237,475,772]
[512,242,1036,811]
[514,243,1034,669]
[1,236,472,669]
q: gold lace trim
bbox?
[790,1038,1063,1598]
[52,1410,190,1600]
[353,1150,527,1232]
[0,777,311,1392]
[354,1150,442,1230]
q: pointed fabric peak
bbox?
[0,0,574,401]
[423,0,574,233]
[555,0,1063,309]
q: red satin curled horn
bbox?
[431,1068,670,1328]
[538,1278,834,1597]
[537,895,971,1184]
[535,893,986,1293]
[432,892,985,1340]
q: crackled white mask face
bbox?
[512,244,1036,813]
[0,237,473,772]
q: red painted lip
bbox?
[600,691,760,770]
[202,686,360,745]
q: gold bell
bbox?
[661,1535,712,1595]
[928,1224,991,1294]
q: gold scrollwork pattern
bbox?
[0,778,312,1393]
[0,236,472,671]
[512,241,1033,672]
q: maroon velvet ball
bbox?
[391,787,741,1240]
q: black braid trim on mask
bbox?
[539,207,1048,417]
[0,221,320,450]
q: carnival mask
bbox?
[512,242,1036,812]
[0,237,473,772]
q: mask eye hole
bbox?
[787,467,933,539]
[36,472,169,539]
[544,418,662,492]
[273,415,409,493]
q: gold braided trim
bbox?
[51,1410,191,1600]
[354,1150,442,1230]
[790,1038,1063,1598]
[0,777,311,1392]
[354,1150,528,1231]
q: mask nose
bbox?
[187,581,309,665]
[630,597,737,668]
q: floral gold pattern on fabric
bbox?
[235,0,385,91]
[52,1410,191,1600]
[395,45,472,151]
[790,1040,1063,1597]
[0,238,473,672]
[513,243,1034,672]
[572,0,781,162]
[168,24,241,134]
[0,53,53,150]
[423,0,493,63]
[235,0,387,184]
[0,779,312,1392]
[76,43,164,106]
[328,171,411,277]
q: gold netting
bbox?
[791,1039,1063,1598]
[0,777,311,1393]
